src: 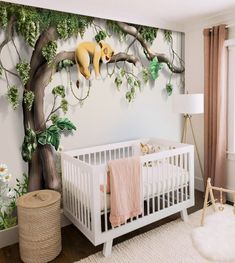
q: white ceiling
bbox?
[2,0,235,31]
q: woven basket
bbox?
[17,190,61,263]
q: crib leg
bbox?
[180,209,188,222]
[103,239,113,257]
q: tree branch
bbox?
[116,22,185,73]
[0,16,21,79]
[26,26,59,91]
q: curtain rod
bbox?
[209,24,233,32]
[209,24,234,30]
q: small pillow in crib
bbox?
[100,170,111,194]
[140,142,161,155]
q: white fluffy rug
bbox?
[76,206,235,263]
[192,205,235,262]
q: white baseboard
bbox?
[195,176,204,192]
[0,210,71,249]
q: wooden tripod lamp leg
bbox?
[201,178,210,226]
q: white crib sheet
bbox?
[100,163,189,211]
[65,163,189,212]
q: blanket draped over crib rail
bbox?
[108,157,142,227]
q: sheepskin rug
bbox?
[192,204,235,262]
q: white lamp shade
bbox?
[172,94,204,114]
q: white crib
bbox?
[61,138,194,256]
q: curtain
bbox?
[204,25,228,191]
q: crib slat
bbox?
[176,155,179,204]
[71,164,75,217]
[151,163,155,213]
[157,162,160,211]
[162,160,165,209]
[74,166,78,219]
[167,157,170,208]
[147,163,150,215]
[180,154,184,202]
[104,169,108,232]
[171,156,174,206]
[185,153,188,200]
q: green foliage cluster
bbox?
[10,173,28,210]
[150,57,163,80]
[57,59,74,71]
[106,20,127,40]
[38,117,76,151]
[166,83,173,96]
[61,99,68,114]
[114,68,141,102]
[95,30,107,42]
[42,41,57,65]
[58,15,92,39]
[140,26,158,44]
[142,68,150,84]
[0,3,94,48]
[52,85,68,114]
[16,61,30,85]
[21,117,76,161]
[23,90,35,111]
[0,211,16,230]
[21,127,37,162]
[0,173,28,230]
[7,86,19,110]
[164,30,173,43]
[0,5,8,28]
[52,85,65,98]
[16,8,40,47]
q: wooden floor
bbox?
[0,190,204,263]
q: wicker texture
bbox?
[17,190,61,263]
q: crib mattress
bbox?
[65,163,189,212]
[100,163,189,211]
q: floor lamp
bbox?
[172,93,204,186]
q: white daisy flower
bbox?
[0,164,8,176]
[1,174,12,183]
[7,190,15,198]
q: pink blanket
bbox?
[108,157,143,227]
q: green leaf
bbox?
[127,77,133,85]
[140,26,158,44]
[38,125,60,150]
[23,90,34,111]
[16,61,30,85]
[50,114,59,124]
[166,83,173,96]
[7,86,19,110]
[42,41,57,65]
[114,76,122,90]
[150,57,163,80]
[0,6,8,28]
[95,30,107,42]
[164,30,173,43]
[55,117,76,131]
[60,99,68,114]
[57,19,69,39]
[120,68,125,77]
[21,128,37,162]
[57,59,74,71]
[106,20,127,40]
[142,68,150,84]
[125,91,135,103]
[52,85,65,98]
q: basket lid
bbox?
[17,190,61,209]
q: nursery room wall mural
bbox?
[0,2,184,226]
